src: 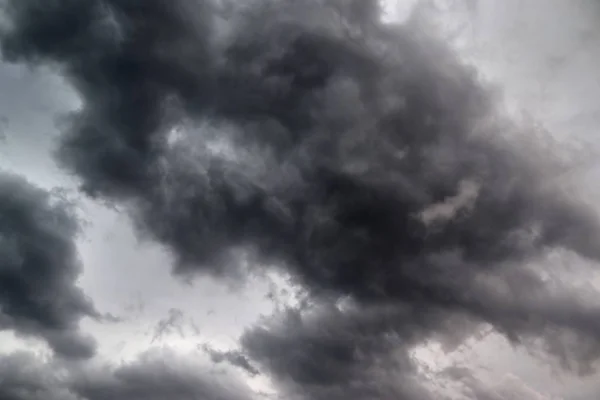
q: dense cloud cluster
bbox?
[0,172,98,359]
[2,0,600,398]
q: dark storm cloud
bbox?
[0,172,98,359]
[238,296,581,399]
[0,350,255,400]
[3,0,600,397]
[239,300,453,400]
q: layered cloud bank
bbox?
[0,349,256,400]
[1,0,600,399]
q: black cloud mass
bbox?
[0,172,98,359]
[2,0,600,399]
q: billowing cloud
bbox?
[0,172,98,359]
[0,349,255,400]
[239,300,447,400]
[2,0,600,398]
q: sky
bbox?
[1,0,600,399]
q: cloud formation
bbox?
[240,300,450,400]
[2,0,600,398]
[0,349,255,400]
[203,344,260,377]
[0,172,97,359]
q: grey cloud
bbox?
[73,349,255,400]
[202,344,260,377]
[3,0,600,397]
[150,308,185,343]
[0,352,79,400]
[444,368,552,400]
[0,115,7,142]
[0,172,98,359]
[239,300,452,400]
[0,349,255,400]
[237,296,578,399]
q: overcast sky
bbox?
[1,1,600,399]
